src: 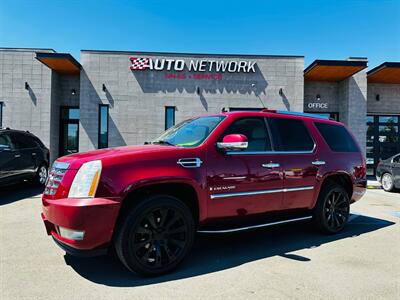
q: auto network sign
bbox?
[130,57,257,73]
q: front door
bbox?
[59,107,79,156]
[207,117,284,218]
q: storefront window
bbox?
[366,114,400,176]
[98,105,109,149]
[165,106,175,130]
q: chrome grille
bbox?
[44,162,69,195]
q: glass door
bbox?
[366,115,400,176]
[60,107,80,156]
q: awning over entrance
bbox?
[367,62,400,84]
[304,59,367,82]
[35,52,81,75]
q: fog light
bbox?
[58,227,85,241]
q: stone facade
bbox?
[79,51,304,151]
[0,48,54,149]
[304,70,368,155]
[367,83,400,114]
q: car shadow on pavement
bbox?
[0,182,43,205]
[64,214,394,287]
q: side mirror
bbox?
[217,134,248,152]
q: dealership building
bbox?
[0,47,399,175]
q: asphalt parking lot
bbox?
[1,184,399,300]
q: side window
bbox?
[222,117,271,151]
[10,133,37,149]
[315,122,358,152]
[392,155,400,163]
[268,117,314,151]
[0,134,13,149]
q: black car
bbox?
[0,128,49,186]
[376,153,400,192]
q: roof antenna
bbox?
[251,83,266,108]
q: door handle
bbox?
[312,160,326,166]
[262,163,280,168]
[32,152,37,156]
[14,154,21,158]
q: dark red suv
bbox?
[41,110,366,276]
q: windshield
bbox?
[153,116,225,147]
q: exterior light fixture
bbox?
[25,82,30,90]
[375,94,380,101]
[279,88,283,96]
[316,94,321,101]
[196,86,201,95]
[102,84,107,92]
[71,89,76,95]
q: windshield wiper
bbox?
[152,140,175,146]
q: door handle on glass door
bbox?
[262,163,280,168]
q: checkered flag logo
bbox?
[130,57,150,70]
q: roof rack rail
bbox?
[275,111,331,120]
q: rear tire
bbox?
[381,173,394,192]
[313,182,350,234]
[114,194,195,276]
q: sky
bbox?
[0,0,399,69]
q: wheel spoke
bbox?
[165,212,180,228]
[146,212,159,229]
[158,208,169,228]
[154,244,162,267]
[136,225,152,235]
[169,237,185,249]
[162,244,175,262]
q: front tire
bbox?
[115,194,195,276]
[313,182,350,234]
[381,173,394,192]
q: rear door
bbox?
[9,132,37,177]
[207,117,284,218]
[267,117,319,209]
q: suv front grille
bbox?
[44,162,69,196]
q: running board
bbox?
[197,216,313,234]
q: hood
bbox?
[56,144,180,169]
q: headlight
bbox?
[68,160,102,198]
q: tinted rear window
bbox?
[267,118,314,151]
[315,122,358,152]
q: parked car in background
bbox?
[376,153,400,192]
[41,110,366,276]
[0,128,49,187]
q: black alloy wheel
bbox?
[115,195,195,276]
[314,182,350,234]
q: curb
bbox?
[367,185,382,189]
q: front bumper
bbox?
[42,197,121,252]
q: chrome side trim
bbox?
[223,176,247,180]
[177,158,203,168]
[226,150,314,155]
[210,186,314,199]
[197,216,313,233]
